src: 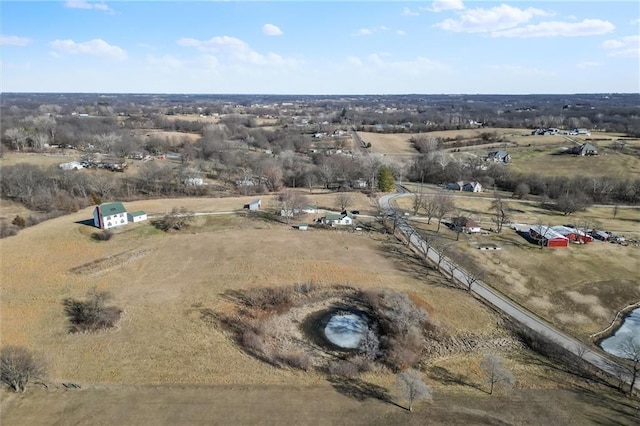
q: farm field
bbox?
[357,132,419,156]
[394,195,640,339]
[2,196,638,424]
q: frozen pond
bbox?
[600,308,640,358]
[324,313,368,349]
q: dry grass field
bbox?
[357,132,418,156]
[0,151,83,167]
[3,196,639,424]
[395,195,640,339]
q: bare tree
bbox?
[1,346,47,392]
[396,369,433,412]
[275,190,309,224]
[433,193,455,232]
[4,128,28,151]
[480,354,514,395]
[617,335,640,396]
[461,261,484,292]
[412,192,423,216]
[155,206,195,231]
[422,196,438,225]
[359,327,381,360]
[335,192,354,213]
[490,196,510,233]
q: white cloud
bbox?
[487,64,555,78]
[50,38,127,60]
[491,19,615,38]
[352,26,389,36]
[428,0,465,13]
[435,4,549,33]
[346,56,363,66]
[346,53,449,75]
[146,54,183,69]
[402,7,419,17]
[396,30,407,36]
[577,61,601,69]
[631,18,640,25]
[177,35,299,66]
[1,35,32,46]
[262,24,283,36]
[64,1,110,12]
[602,35,639,58]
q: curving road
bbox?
[379,191,638,391]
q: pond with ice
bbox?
[323,313,368,349]
[599,308,640,358]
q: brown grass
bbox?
[2,195,638,424]
[396,195,640,338]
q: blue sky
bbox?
[1,1,639,94]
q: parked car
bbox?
[351,210,360,215]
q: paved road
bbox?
[379,191,638,391]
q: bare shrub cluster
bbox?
[91,229,114,241]
[219,285,437,377]
[63,288,122,333]
[361,290,434,370]
[153,206,195,232]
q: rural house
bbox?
[446,181,482,192]
[321,212,354,226]
[529,225,569,248]
[451,217,482,233]
[569,143,598,156]
[94,202,128,229]
[486,150,511,163]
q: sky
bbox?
[1,0,639,94]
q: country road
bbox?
[379,190,639,392]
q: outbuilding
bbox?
[529,225,569,247]
[127,211,148,223]
[245,199,262,211]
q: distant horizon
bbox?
[3,91,639,97]
[2,1,638,93]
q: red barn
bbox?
[552,226,594,243]
[529,225,570,247]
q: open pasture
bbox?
[2,196,638,424]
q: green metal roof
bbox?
[325,213,343,220]
[129,211,146,217]
[100,202,127,216]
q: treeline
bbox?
[408,154,640,206]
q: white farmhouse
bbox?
[93,202,128,229]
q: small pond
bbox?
[599,308,640,358]
[324,313,368,349]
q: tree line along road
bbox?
[378,191,639,393]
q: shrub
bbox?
[153,206,195,231]
[0,222,18,238]
[242,329,267,354]
[12,215,26,228]
[92,229,114,241]
[1,346,46,393]
[242,287,294,313]
[63,288,122,333]
[328,360,359,378]
[282,352,312,371]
